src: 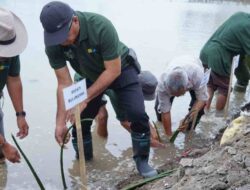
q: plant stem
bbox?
[170,130,179,143]
[60,118,93,189]
[60,125,73,189]
[11,134,45,190]
[121,169,176,190]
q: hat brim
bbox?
[143,92,156,101]
[0,12,28,57]
[44,23,69,47]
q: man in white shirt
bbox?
[155,55,208,136]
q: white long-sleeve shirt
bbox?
[157,55,208,113]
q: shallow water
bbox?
[1,0,250,189]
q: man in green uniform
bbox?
[73,71,163,148]
[200,12,250,111]
[0,8,29,163]
[40,1,157,177]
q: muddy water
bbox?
[1,0,250,189]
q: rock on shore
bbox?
[139,114,250,190]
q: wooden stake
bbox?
[75,104,87,189]
[224,62,235,119]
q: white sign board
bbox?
[232,55,240,72]
[200,68,211,87]
[63,79,87,110]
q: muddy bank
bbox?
[117,113,250,190]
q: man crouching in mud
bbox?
[40,1,157,177]
[155,55,208,137]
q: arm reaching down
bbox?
[7,76,29,139]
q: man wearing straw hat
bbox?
[0,8,29,163]
[200,12,250,111]
[40,1,157,177]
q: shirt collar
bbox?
[76,11,88,42]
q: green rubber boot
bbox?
[131,131,158,178]
[234,81,248,92]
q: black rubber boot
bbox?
[72,130,93,161]
[234,81,248,92]
[131,131,157,178]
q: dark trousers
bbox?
[72,66,149,139]
[72,81,104,139]
[155,90,204,129]
[110,66,149,133]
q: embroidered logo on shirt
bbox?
[87,48,97,54]
[0,65,9,71]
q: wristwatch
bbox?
[16,111,26,117]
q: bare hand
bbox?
[65,99,88,124]
[188,111,198,122]
[55,125,71,146]
[80,100,88,113]
[66,108,75,124]
[16,117,29,139]
[2,142,21,163]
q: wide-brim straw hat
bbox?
[0,7,28,57]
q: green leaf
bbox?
[170,130,179,143]
[121,169,176,190]
[60,118,93,189]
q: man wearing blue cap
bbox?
[73,71,164,148]
[40,1,157,177]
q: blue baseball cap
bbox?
[40,1,74,46]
